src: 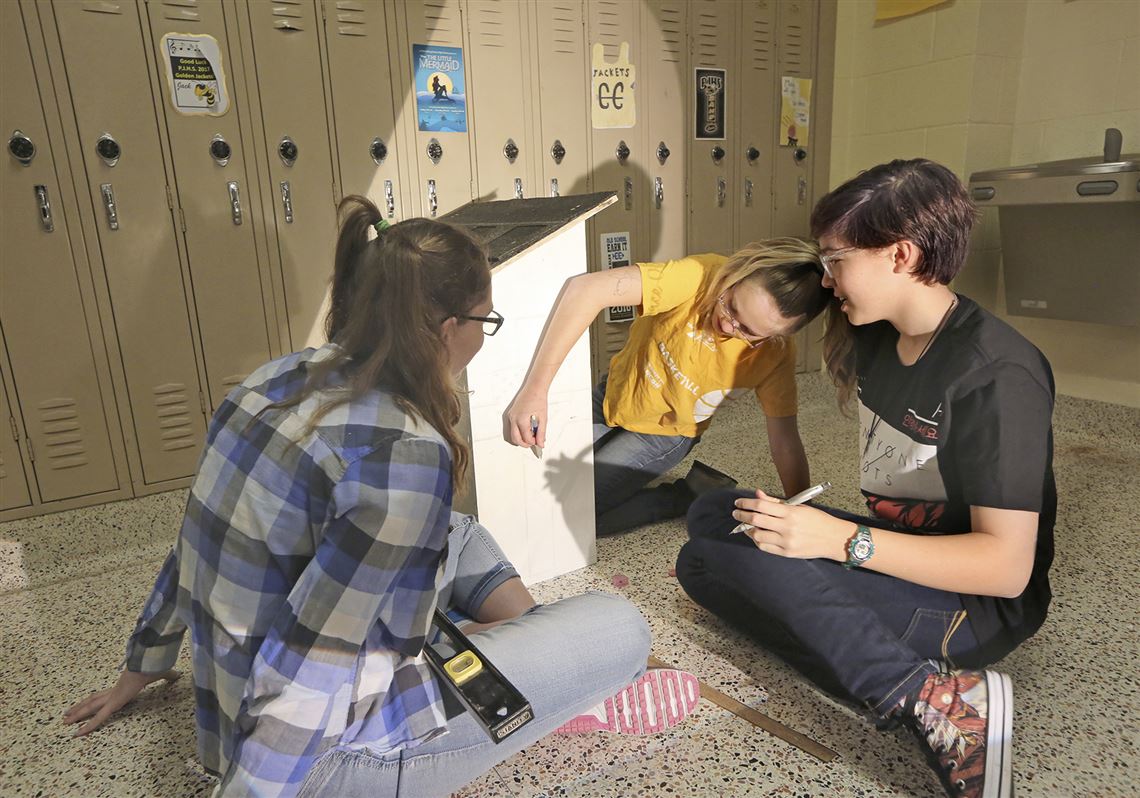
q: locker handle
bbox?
[550,178,559,197]
[514,178,523,200]
[228,180,243,225]
[797,176,808,206]
[716,177,727,208]
[100,183,119,229]
[624,177,633,211]
[34,185,54,232]
[427,179,438,217]
[745,178,754,208]
[654,176,663,209]
[384,179,395,218]
[280,180,293,223]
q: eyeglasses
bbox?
[716,291,770,349]
[819,246,858,280]
[455,308,504,336]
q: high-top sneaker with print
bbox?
[555,668,700,735]
[905,669,1013,798]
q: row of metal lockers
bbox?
[1,0,835,520]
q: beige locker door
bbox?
[393,0,475,219]
[586,0,642,381]
[0,360,33,512]
[244,0,339,350]
[642,0,687,262]
[687,0,737,256]
[46,0,205,486]
[532,0,589,201]
[466,0,536,202]
[770,0,816,238]
[737,0,778,247]
[144,0,274,410]
[320,0,407,218]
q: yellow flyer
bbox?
[780,76,812,147]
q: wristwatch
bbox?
[843,524,875,569]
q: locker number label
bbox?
[591,43,636,130]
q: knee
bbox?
[572,591,651,665]
[686,486,746,539]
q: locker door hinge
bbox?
[178,208,187,232]
[199,391,207,414]
[332,180,339,203]
[8,415,19,442]
[165,184,174,209]
[25,436,35,462]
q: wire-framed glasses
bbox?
[716,292,769,349]
[819,246,858,279]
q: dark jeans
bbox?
[592,378,699,536]
[676,488,1004,717]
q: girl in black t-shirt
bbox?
[677,159,1055,798]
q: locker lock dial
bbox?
[793,147,808,164]
[279,137,298,166]
[95,133,121,167]
[746,146,760,164]
[210,135,232,167]
[657,142,670,165]
[711,145,726,164]
[370,137,388,165]
[503,138,519,164]
[616,140,630,165]
[427,138,443,164]
[551,140,565,165]
[8,130,35,165]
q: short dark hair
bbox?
[810,159,977,285]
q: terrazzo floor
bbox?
[2,373,1137,797]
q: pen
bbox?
[730,481,832,535]
[529,415,542,459]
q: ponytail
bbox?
[269,196,491,492]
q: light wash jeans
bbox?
[592,377,700,535]
[297,513,652,798]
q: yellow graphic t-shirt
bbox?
[603,254,798,438]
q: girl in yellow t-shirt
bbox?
[503,239,832,535]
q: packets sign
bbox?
[602,232,634,323]
[591,42,636,129]
[695,68,725,140]
[414,44,468,132]
[161,33,229,116]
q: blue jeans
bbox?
[297,517,652,797]
[592,378,699,535]
[676,488,997,718]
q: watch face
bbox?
[852,539,873,561]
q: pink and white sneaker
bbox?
[555,668,700,735]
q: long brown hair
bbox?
[692,238,832,343]
[811,159,977,413]
[275,196,490,490]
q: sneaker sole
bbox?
[983,670,1014,798]
[556,668,700,735]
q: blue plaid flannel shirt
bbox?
[124,345,454,796]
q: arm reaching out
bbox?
[503,265,643,447]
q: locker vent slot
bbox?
[80,1,124,14]
[550,4,577,55]
[473,5,506,49]
[220,375,246,395]
[750,16,773,71]
[424,0,459,39]
[658,4,683,64]
[272,0,305,30]
[334,1,367,36]
[593,2,624,54]
[159,0,200,23]
[695,11,721,65]
[153,384,197,452]
[37,399,90,471]
[602,323,630,364]
[781,24,805,75]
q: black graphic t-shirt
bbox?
[855,295,1056,661]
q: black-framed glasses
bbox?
[456,308,504,336]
